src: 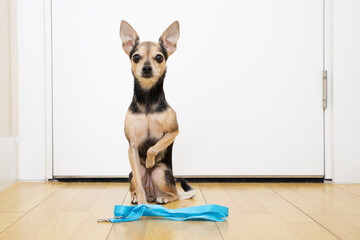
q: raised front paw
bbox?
[145,156,155,168]
[146,148,156,168]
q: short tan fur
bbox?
[120,20,195,204]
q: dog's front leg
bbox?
[128,146,147,204]
[146,130,179,168]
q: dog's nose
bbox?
[142,66,152,73]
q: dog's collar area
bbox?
[129,72,169,114]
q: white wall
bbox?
[333,0,360,183]
[0,137,16,190]
[0,0,17,190]
[17,0,47,180]
[0,0,12,138]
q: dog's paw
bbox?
[145,158,155,168]
[146,195,156,202]
[156,197,169,204]
[131,196,138,204]
[132,196,148,205]
[146,148,156,168]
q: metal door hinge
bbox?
[323,70,327,109]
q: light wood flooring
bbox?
[0,182,360,239]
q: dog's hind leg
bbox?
[151,163,179,204]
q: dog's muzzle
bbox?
[142,66,153,78]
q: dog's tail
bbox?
[179,178,196,200]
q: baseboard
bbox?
[51,177,324,183]
[0,137,17,191]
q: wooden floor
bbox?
[0,182,360,239]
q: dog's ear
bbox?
[159,21,180,57]
[120,20,139,56]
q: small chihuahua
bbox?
[120,21,195,204]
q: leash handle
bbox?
[100,204,228,223]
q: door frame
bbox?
[44,0,53,180]
[323,0,333,180]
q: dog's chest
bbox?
[125,111,167,144]
[147,113,167,139]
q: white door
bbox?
[52,0,323,177]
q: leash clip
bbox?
[97,216,125,223]
[97,218,111,223]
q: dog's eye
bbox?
[155,54,163,63]
[133,54,140,63]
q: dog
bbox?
[119,20,195,204]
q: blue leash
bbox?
[98,204,229,223]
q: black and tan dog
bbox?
[120,21,195,204]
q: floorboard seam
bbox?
[106,188,129,240]
[333,184,360,198]
[198,184,224,240]
[267,185,341,240]
[0,183,67,235]
[0,212,27,213]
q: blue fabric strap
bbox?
[104,204,228,223]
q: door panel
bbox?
[53,0,323,177]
